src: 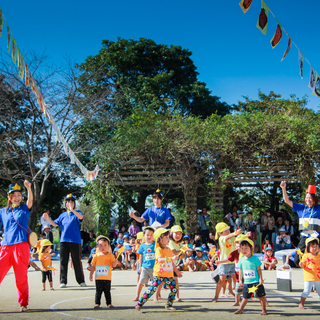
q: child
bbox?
[183,235,193,250]
[263,247,278,270]
[89,235,118,309]
[32,233,46,260]
[194,247,208,271]
[234,238,267,315]
[182,248,196,271]
[193,233,202,248]
[39,239,56,291]
[217,234,247,306]
[275,226,291,251]
[135,232,143,280]
[299,237,320,309]
[212,222,241,303]
[262,237,274,253]
[133,226,156,301]
[167,225,184,302]
[135,228,183,311]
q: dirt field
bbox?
[0,259,319,319]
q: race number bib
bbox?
[145,253,155,261]
[243,269,256,279]
[96,266,110,277]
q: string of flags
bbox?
[0,8,99,181]
[239,0,320,97]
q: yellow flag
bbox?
[12,36,17,64]
[239,0,253,13]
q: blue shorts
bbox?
[243,282,266,299]
[219,263,235,276]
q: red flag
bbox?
[6,23,10,53]
[271,24,282,49]
[25,63,30,87]
[0,9,3,37]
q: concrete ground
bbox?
[0,259,320,319]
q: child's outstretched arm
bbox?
[216,258,230,265]
[225,229,241,241]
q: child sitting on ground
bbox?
[182,248,196,271]
[234,238,267,315]
[194,247,208,271]
[263,246,278,270]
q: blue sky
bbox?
[1,0,320,111]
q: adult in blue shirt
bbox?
[43,194,86,288]
[129,189,171,229]
[0,181,33,312]
[280,181,320,265]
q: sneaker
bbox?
[60,284,66,288]
[80,282,87,287]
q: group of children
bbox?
[36,220,320,315]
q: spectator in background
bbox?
[261,209,275,243]
[197,207,210,244]
[275,226,291,251]
[128,220,140,237]
[40,209,51,231]
[180,220,185,232]
[42,225,53,244]
[229,211,238,233]
[235,211,245,232]
[275,217,285,234]
[168,208,176,229]
[245,212,257,242]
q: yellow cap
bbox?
[305,237,319,246]
[171,225,182,233]
[96,235,110,243]
[215,222,230,239]
[153,228,169,241]
[235,234,248,243]
[136,232,144,240]
[41,239,53,247]
[239,237,254,247]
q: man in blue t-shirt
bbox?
[129,189,171,229]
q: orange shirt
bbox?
[39,252,52,271]
[302,252,320,282]
[153,246,174,278]
[92,252,115,280]
[136,243,141,261]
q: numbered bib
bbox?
[145,253,155,261]
[243,269,256,279]
[96,266,110,278]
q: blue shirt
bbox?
[292,202,320,235]
[137,242,156,269]
[54,210,83,244]
[0,204,31,246]
[142,206,171,226]
[238,254,262,284]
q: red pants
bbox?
[0,242,29,307]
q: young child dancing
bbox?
[133,226,156,301]
[135,228,183,311]
[299,237,320,309]
[89,235,117,309]
[212,222,241,302]
[234,238,267,315]
[39,239,56,291]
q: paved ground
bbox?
[1,259,320,319]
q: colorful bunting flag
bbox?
[309,67,316,90]
[12,36,17,64]
[18,49,25,80]
[6,22,10,53]
[25,63,30,87]
[271,23,282,49]
[0,9,3,37]
[281,36,292,61]
[298,51,304,79]
[256,0,269,35]
[312,74,320,97]
[239,0,253,13]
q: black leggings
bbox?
[42,270,52,283]
[95,279,111,305]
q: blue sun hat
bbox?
[8,183,22,194]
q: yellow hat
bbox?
[171,225,182,233]
[239,237,254,247]
[41,239,53,247]
[215,222,230,239]
[305,237,319,246]
[235,234,248,243]
[153,228,169,241]
[136,232,144,240]
[96,235,110,243]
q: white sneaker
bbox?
[80,282,87,287]
[60,284,66,288]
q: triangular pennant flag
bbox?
[18,49,25,80]
[309,66,316,90]
[6,22,10,53]
[312,73,320,97]
[25,63,30,87]
[271,23,282,49]
[256,0,269,35]
[298,51,304,79]
[11,36,17,64]
[281,36,292,61]
[239,0,253,13]
[0,9,3,37]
